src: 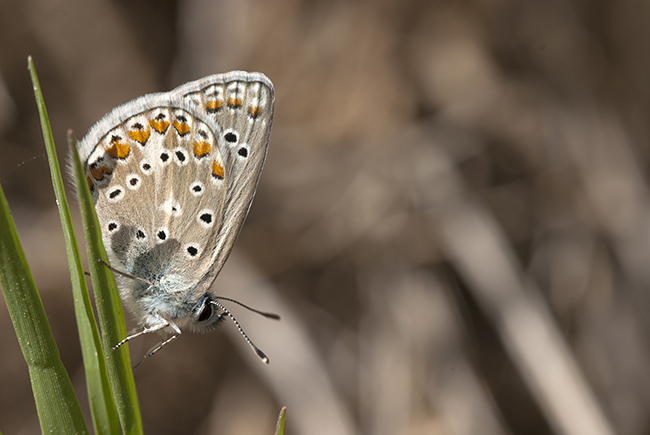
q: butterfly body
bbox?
[76,72,274,353]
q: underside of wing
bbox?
[77,72,274,303]
[178,72,275,285]
[80,96,229,297]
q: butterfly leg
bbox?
[133,321,182,368]
[112,320,170,351]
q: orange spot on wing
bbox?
[89,167,103,180]
[127,125,151,144]
[89,165,113,181]
[212,161,224,179]
[150,119,170,134]
[227,97,242,108]
[193,141,211,158]
[86,176,94,190]
[205,100,223,113]
[173,120,191,136]
[106,137,130,159]
[248,106,262,118]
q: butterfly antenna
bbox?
[210,300,270,364]
[213,296,280,320]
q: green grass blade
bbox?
[274,407,287,435]
[27,56,121,435]
[0,180,87,433]
[70,131,143,434]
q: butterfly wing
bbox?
[175,72,275,288]
[77,72,273,328]
[78,92,230,317]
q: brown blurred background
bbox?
[1,0,649,434]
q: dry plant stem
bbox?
[433,151,616,435]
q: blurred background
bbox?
[0,0,649,434]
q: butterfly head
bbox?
[122,272,225,333]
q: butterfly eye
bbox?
[197,298,213,323]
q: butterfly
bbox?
[76,71,276,364]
